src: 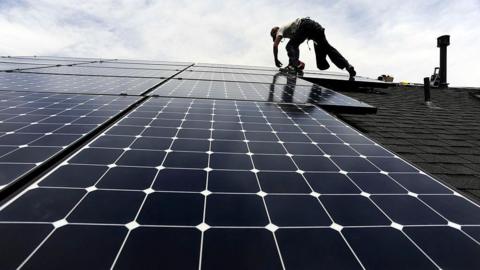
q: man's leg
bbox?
[285,40,301,67]
[313,28,356,78]
[285,21,308,68]
[314,29,349,69]
[314,42,330,70]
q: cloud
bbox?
[0,0,479,86]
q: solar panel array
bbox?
[176,71,313,85]
[0,56,479,270]
[149,78,376,113]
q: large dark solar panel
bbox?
[0,72,163,95]
[176,70,313,85]
[19,66,179,79]
[149,78,376,113]
[1,96,479,269]
[0,91,139,190]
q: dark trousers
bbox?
[286,18,350,70]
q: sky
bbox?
[0,0,479,86]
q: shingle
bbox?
[460,190,480,201]
[460,155,480,164]
[439,175,480,189]
[415,154,470,164]
[439,164,477,175]
[448,147,479,155]
[415,146,454,154]
[415,163,451,174]
[442,140,475,147]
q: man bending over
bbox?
[271,17,356,79]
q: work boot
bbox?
[347,65,356,80]
[280,65,299,74]
[297,61,305,71]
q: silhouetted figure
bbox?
[271,17,356,80]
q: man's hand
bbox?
[275,59,283,68]
[273,35,283,68]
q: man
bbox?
[271,17,356,79]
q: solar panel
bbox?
[1,56,95,65]
[9,56,105,62]
[0,72,163,95]
[0,59,83,67]
[301,71,394,88]
[78,62,189,70]
[188,66,281,75]
[149,78,376,113]
[196,62,278,71]
[1,96,479,269]
[0,91,140,190]
[301,71,385,83]
[176,70,313,85]
[19,66,179,79]
[0,62,51,71]
[106,59,193,66]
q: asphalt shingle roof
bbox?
[336,86,480,201]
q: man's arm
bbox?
[273,35,283,67]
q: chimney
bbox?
[437,35,450,88]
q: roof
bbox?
[336,86,480,201]
[1,56,480,269]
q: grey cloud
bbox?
[0,0,479,86]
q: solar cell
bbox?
[149,78,376,113]
[0,91,139,190]
[0,72,163,95]
[1,97,479,269]
[19,66,179,79]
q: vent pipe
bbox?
[424,77,432,105]
[437,35,450,88]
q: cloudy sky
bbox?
[1,0,479,86]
